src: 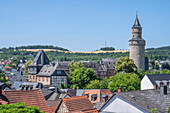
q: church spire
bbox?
[133,11,141,27]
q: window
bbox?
[61,78,64,83]
[30,76,31,79]
[102,95,108,102]
[84,93,89,98]
[91,94,97,101]
[57,70,61,74]
[42,77,44,81]
[39,77,40,81]
[33,76,35,79]
[46,77,48,82]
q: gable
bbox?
[100,95,149,113]
[57,101,68,113]
[141,75,153,90]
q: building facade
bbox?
[129,14,146,70]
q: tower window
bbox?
[133,35,134,37]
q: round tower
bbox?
[129,14,146,70]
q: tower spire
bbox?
[133,11,140,27]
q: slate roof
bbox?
[9,72,27,85]
[107,89,170,113]
[11,81,42,90]
[37,64,56,76]
[3,89,51,113]
[55,61,70,70]
[133,15,141,27]
[146,74,170,85]
[0,82,9,90]
[76,89,85,96]
[41,88,55,100]
[99,58,117,71]
[29,50,49,66]
[62,96,94,112]
[83,61,98,69]
[47,100,61,113]
[94,102,105,110]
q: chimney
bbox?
[118,87,122,92]
[160,85,167,95]
[153,85,157,89]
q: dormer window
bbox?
[102,95,108,102]
[91,94,97,101]
[84,93,89,98]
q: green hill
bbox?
[4,45,69,51]
[146,46,170,51]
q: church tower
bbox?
[129,13,146,70]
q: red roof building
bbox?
[0,88,51,113]
[56,96,96,113]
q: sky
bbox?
[0,0,170,52]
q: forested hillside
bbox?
[146,46,170,51]
[1,45,69,51]
[0,45,169,63]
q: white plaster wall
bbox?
[141,75,153,90]
[100,95,149,113]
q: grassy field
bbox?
[17,49,129,53]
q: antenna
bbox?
[136,11,138,17]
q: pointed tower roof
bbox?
[133,13,141,27]
[29,50,49,66]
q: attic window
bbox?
[48,71,50,73]
[102,95,108,102]
[84,93,89,98]
[91,94,97,101]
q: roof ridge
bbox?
[4,89,40,92]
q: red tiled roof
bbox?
[0,90,8,105]
[63,96,94,112]
[81,109,99,113]
[4,89,51,113]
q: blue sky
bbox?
[0,0,170,51]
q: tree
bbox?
[72,67,98,89]
[108,72,141,92]
[68,61,84,88]
[100,47,115,51]
[0,72,8,84]
[162,62,170,70]
[86,78,109,89]
[60,83,67,89]
[0,102,43,113]
[100,78,109,89]
[24,60,33,75]
[5,64,17,69]
[86,80,100,89]
[69,61,84,73]
[115,57,137,73]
